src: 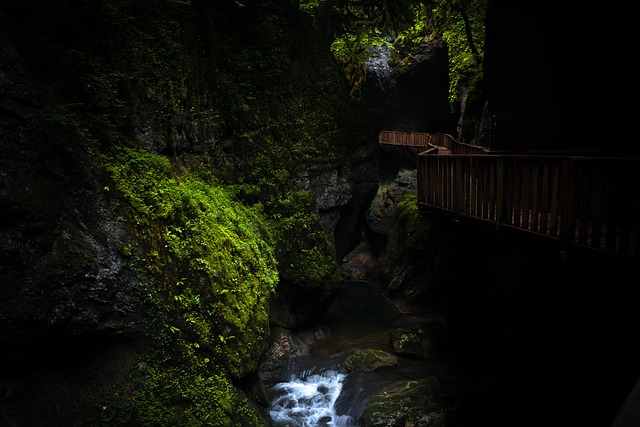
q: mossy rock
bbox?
[361,377,446,427]
[344,349,398,372]
[390,327,437,361]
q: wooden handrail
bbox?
[379,131,488,154]
[417,152,640,261]
[379,131,431,147]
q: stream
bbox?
[267,280,444,427]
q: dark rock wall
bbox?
[0,9,148,422]
[361,43,458,134]
[0,22,145,364]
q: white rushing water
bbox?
[269,368,358,427]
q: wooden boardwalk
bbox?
[380,131,640,262]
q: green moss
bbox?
[266,189,341,285]
[361,377,446,427]
[396,193,431,248]
[102,146,278,424]
[107,364,262,426]
[106,146,278,368]
[385,194,433,293]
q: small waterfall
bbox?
[269,368,359,427]
[266,282,437,426]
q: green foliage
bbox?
[303,0,426,97]
[331,31,390,97]
[396,193,431,249]
[266,189,340,285]
[102,146,278,424]
[300,0,321,15]
[106,363,261,426]
[105,146,277,369]
[429,0,487,105]
[390,4,429,60]
[302,0,487,107]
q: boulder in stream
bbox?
[344,348,398,372]
[361,377,448,427]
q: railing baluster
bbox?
[531,162,540,233]
[549,161,560,237]
[539,163,550,235]
[495,157,504,229]
[590,162,605,250]
[521,161,531,230]
[577,163,590,246]
[513,159,522,227]
[618,168,632,256]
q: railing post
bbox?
[495,157,504,230]
[417,153,426,205]
[558,158,574,254]
[455,156,464,212]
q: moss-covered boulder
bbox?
[361,377,447,427]
[390,325,445,361]
[344,349,398,372]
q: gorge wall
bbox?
[0,1,379,425]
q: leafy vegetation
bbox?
[301,0,487,105]
[266,189,341,284]
[100,146,277,424]
[430,0,487,104]
[396,193,431,251]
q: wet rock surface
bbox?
[344,349,398,373]
[361,377,450,427]
[390,325,445,362]
[262,278,465,425]
[0,23,148,424]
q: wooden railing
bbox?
[417,152,640,260]
[379,130,639,260]
[379,131,431,148]
[379,131,488,155]
[426,132,489,155]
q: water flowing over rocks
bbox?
[262,277,462,427]
[259,325,330,384]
